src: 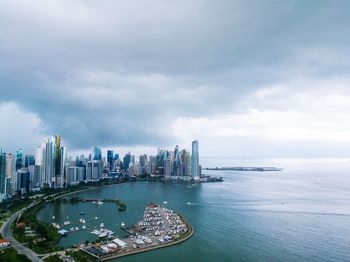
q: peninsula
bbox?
[80,203,194,261]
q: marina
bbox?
[80,203,194,260]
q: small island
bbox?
[80,203,194,261]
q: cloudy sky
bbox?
[1,0,350,158]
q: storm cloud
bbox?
[1,0,350,157]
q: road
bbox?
[0,201,43,262]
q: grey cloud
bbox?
[1,0,350,151]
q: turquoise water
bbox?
[37,158,350,261]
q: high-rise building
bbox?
[24,154,35,167]
[66,166,79,185]
[164,158,171,178]
[86,160,102,181]
[0,150,6,194]
[18,170,30,194]
[37,135,66,188]
[107,150,114,171]
[6,153,15,194]
[191,140,200,179]
[93,147,102,160]
[15,149,23,171]
[29,165,41,189]
[123,153,131,170]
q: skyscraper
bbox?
[15,149,23,171]
[0,150,6,194]
[6,153,15,193]
[191,140,199,179]
[37,135,66,188]
[107,150,114,171]
[123,153,131,170]
[93,147,102,160]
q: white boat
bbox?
[64,221,71,225]
[94,216,98,220]
[58,229,68,235]
[75,227,79,231]
[82,225,86,230]
[52,223,60,229]
[52,216,55,219]
[121,222,125,227]
[79,218,86,224]
[187,202,191,205]
[100,223,105,228]
[163,201,168,204]
[70,227,75,231]
[92,201,96,204]
[91,229,99,235]
[97,200,104,205]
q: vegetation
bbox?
[11,200,62,254]
[0,248,31,262]
[67,250,96,262]
[43,254,61,262]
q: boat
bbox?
[91,229,99,235]
[163,201,168,204]
[82,225,86,230]
[100,223,105,228]
[80,211,85,215]
[79,218,86,224]
[92,201,96,204]
[75,227,79,231]
[97,200,104,205]
[94,216,98,220]
[52,223,60,229]
[70,227,75,231]
[121,222,125,227]
[187,202,191,205]
[52,216,55,220]
[64,221,71,225]
[58,229,68,235]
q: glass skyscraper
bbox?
[0,150,6,194]
[191,140,199,179]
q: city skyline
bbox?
[0,135,202,200]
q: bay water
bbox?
[37,158,350,261]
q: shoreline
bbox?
[53,182,127,200]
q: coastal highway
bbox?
[0,201,43,262]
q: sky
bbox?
[1,0,350,159]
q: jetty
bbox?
[67,197,127,211]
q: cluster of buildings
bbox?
[0,137,201,202]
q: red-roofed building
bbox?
[0,239,10,247]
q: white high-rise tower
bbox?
[191,140,199,179]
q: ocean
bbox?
[37,158,350,261]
